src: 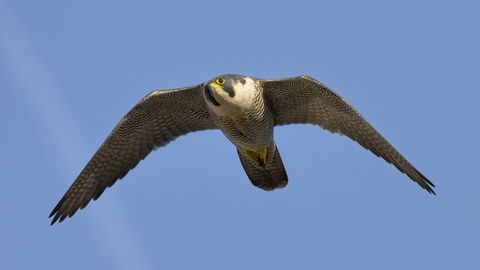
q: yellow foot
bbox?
[244,148,268,166]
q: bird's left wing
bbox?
[261,76,435,194]
[49,85,217,224]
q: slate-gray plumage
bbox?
[49,74,435,225]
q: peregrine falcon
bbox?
[49,74,435,225]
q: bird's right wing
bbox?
[49,85,217,224]
[261,76,435,194]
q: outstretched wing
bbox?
[49,85,217,224]
[261,76,435,194]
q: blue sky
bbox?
[1,1,479,269]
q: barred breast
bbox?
[209,84,274,151]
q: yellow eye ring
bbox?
[216,78,225,85]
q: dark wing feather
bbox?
[261,76,435,194]
[49,85,217,224]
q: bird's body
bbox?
[49,74,435,225]
[205,76,286,190]
[206,76,273,152]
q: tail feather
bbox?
[237,144,288,191]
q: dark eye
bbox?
[216,78,225,85]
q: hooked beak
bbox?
[204,82,221,106]
[208,82,222,93]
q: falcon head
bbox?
[203,74,258,115]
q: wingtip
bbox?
[419,178,436,195]
[48,202,62,225]
[420,180,436,195]
[49,214,59,226]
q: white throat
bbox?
[209,77,257,116]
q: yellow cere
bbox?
[209,78,225,91]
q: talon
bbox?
[258,148,267,165]
[244,148,268,166]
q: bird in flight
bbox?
[49,74,435,225]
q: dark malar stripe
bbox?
[224,87,235,98]
[204,87,220,106]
